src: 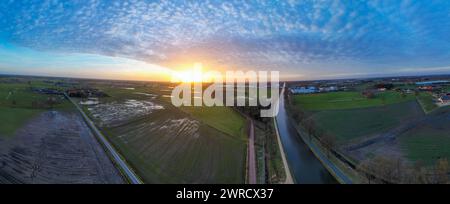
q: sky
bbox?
[0,0,450,81]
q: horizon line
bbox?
[2,72,450,84]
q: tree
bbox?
[435,158,449,184]
[321,133,336,158]
[303,119,316,140]
[373,156,400,183]
[46,97,58,109]
[31,101,38,109]
[401,92,407,98]
[363,90,375,99]
[357,159,377,184]
[11,100,17,106]
[411,160,429,184]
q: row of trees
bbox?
[358,156,449,184]
[30,97,60,109]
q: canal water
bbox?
[275,87,337,184]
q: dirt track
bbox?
[0,111,124,184]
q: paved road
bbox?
[247,119,257,184]
[65,94,143,184]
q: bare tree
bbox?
[321,133,336,158]
[401,92,407,98]
[46,97,58,109]
[357,159,376,184]
[303,119,316,141]
[411,160,429,184]
[435,158,449,184]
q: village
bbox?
[289,76,450,107]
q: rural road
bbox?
[65,94,143,184]
[247,119,257,184]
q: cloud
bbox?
[0,0,450,79]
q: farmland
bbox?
[290,81,450,173]
[82,83,248,183]
[399,107,450,165]
[293,91,415,111]
[311,101,424,143]
[0,79,71,137]
[0,77,248,184]
[180,106,246,140]
[0,77,124,183]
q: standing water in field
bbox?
[87,99,164,127]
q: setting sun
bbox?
[171,63,216,83]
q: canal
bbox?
[275,86,337,184]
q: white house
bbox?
[290,86,318,94]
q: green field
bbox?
[400,133,450,166]
[399,107,450,166]
[290,86,450,169]
[0,83,47,108]
[445,86,450,92]
[180,106,246,140]
[0,107,42,137]
[416,92,438,113]
[0,81,72,137]
[312,101,424,143]
[293,91,415,111]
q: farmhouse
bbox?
[418,86,434,91]
[438,95,450,104]
[319,86,338,92]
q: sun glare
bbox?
[171,63,207,83]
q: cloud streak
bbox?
[0,0,450,79]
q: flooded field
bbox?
[88,99,164,127]
[0,111,124,184]
[81,84,247,183]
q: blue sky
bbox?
[1,0,450,81]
